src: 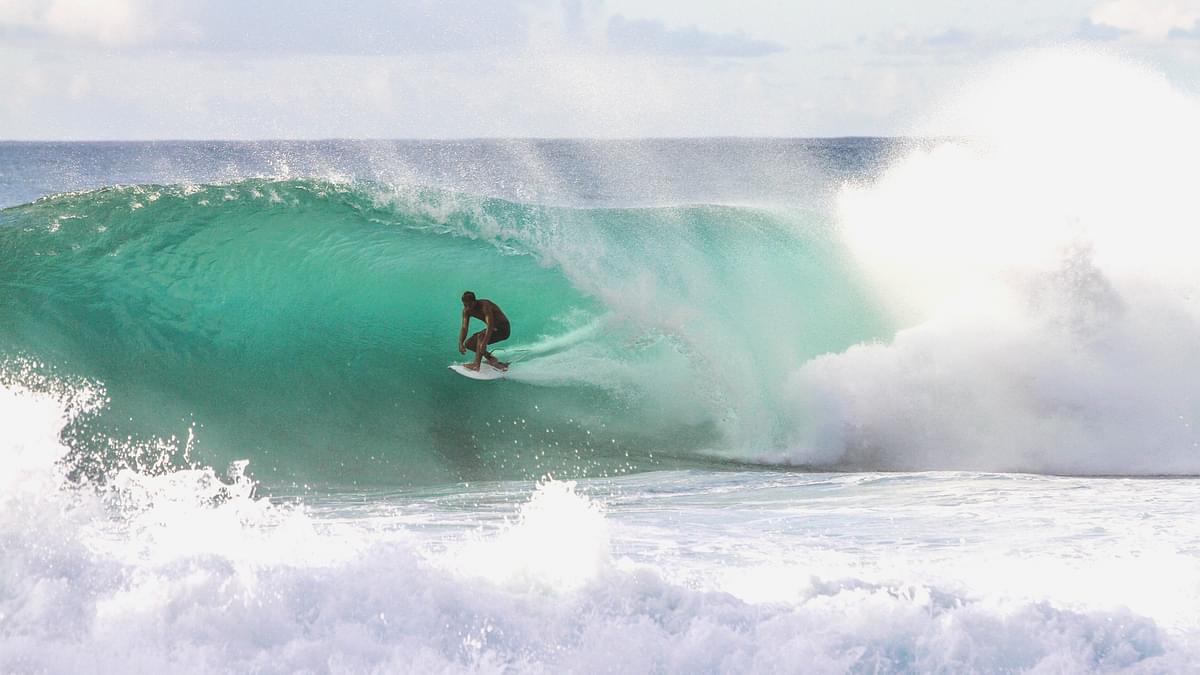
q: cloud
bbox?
[0,0,534,53]
[865,27,1016,60]
[1167,19,1200,37]
[1076,19,1131,41]
[605,14,785,58]
[0,1,788,62]
[0,0,159,46]
[0,45,817,139]
[923,28,974,48]
[187,0,532,54]
[1088,0,1200,39]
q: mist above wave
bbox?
[789,50,1200,475]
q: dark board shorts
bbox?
[468,320,510,348]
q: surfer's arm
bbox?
[458,310,469,354]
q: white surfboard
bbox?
[448,363,507,380]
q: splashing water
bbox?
[791,50,1200,474]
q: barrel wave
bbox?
[0,178,887,486]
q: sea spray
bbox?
[793,50,1200,473]
[449,479,611,590]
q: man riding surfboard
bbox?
[458,291,510,371]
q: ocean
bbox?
[2,112,1199,670]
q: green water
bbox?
[0,179,890,485]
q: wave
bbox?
[0,179,886,485]
[6,51,1199,483]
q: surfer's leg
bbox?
[484,324,510,370]
[481,346,507,370]
[484,353,508,370]
[465,331,487,368]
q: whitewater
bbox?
[2,51,1199,673]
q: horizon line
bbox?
[0,135,930,144]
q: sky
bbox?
[0,0,1198,139]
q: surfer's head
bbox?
[461,290,476,307]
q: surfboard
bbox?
[448,363,507,380]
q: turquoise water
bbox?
[0,177,889,486]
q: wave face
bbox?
[0,179,887,485]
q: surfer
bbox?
[458,291,510,371]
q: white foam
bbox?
[790,49,1200,474]
[2,376,1197,672]
[448,478,611,590]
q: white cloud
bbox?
[605,15,784,58]
[1,1,1199,138]
[0,0,537,52]
[867,27,1018,60]
[1089,0,1200,39]
[0,0,158,46]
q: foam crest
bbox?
[449,479,611,590]
[792,50,1200,474]
[0,362,105,493]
